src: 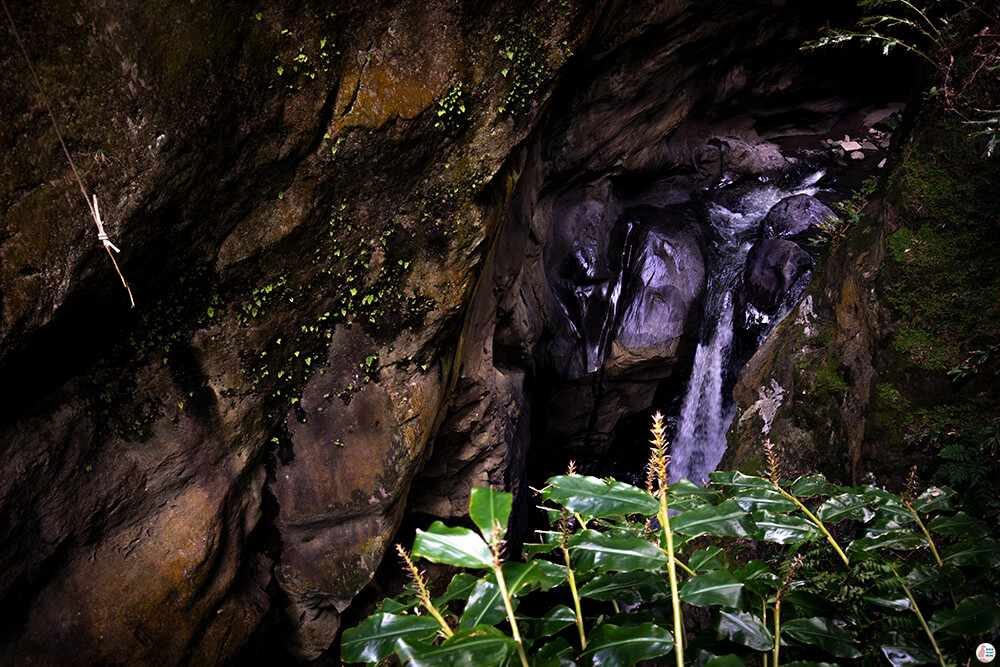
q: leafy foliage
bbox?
[342,418,1000,666]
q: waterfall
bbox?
[670,293,735,484]
[669,171,825,483]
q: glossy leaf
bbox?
[912,486,956,513]
[533,636,576,666]
[752,510,820,544]
[569,529,668,572]
[714,610,773,651]
[544,475,658,519]
[669,478,723,510]
[709,471,773,490]
[459,580,509,629]
[341,613,440,663]
[928,595,1000,635]
[817,493,874,523]
[926,511,989,538]
[863,594,911,611]
[689,546,726,571]
[780,617,861,659]
[904,563,965,592]
[879,631,937,666]
[469,487,512,543]
[524,605,577,643]
[672,499,754,538]
[433,573,480,607]
[941,537,1000,566]
[502,560,566,597]
[788,474,834,497]
[395,625,516,667]
[583,622,674,666]
[733,560,778,598]
[679,569,744,608]
[413,523,493,568]
[578,570,669,604]
[849,531,925,553]
[705,655,746,667]
[783,590,838,616]
[733,487,799,513]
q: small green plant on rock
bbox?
[342,415,1000,666]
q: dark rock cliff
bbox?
[0,0,917,662]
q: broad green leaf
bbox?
[912,486,956,513]
[941,537,1000,566]
[524,605,577,643]
[583,622,674,666]
[733,487,799,513]
[709,471,773,490]
[533,636,576,666]
[341,613,440,663]
[395,625,516,667]
[817,493,874,523]
[789,474,833,497]
[780,617,861,659]
[879,631,937,666]
[543,475,658,519]
[569,529,668,572]
[669,478,723,510]
[433,573,479,607]
[714,610,773,651]
[783,591,838,616]
[513,559,567,594]
[413,523,493,568]
[689,547,726,571]
[734,560,778,598]
[579,570,669,604]
[928,595,1000,635]
[672,499,754,538]
[751,510,820,544]
[861,487,913,526]
[522,532,560,558]
[469,487,512,543]
[863,594,911,611]
[849,531,925,553]
[926,511,989,538]
[705,655,745,667]
[782,663,841,667]
[679,569,744,608]
[904,563,965,592]
[459,580,509,629]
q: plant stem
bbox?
[493,562,530,667]
[562,545,588,650]
[775,486,850,567]
[906,504,944,566]
[773,599,782,667]
[894,569,946,667]
[659,490,685,667]
[424,601,454,638]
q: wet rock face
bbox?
[543,180,624,379]
[744,238,813,313]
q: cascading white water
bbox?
[670,171,825,483]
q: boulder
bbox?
[762,194,836,238]
[743,238,813,313]
[615,206,706,351]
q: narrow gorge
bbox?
[1,0,997,664]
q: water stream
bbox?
[669,170,825,483]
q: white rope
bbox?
[92,195,121,253]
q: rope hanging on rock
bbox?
[2,0,135,307]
